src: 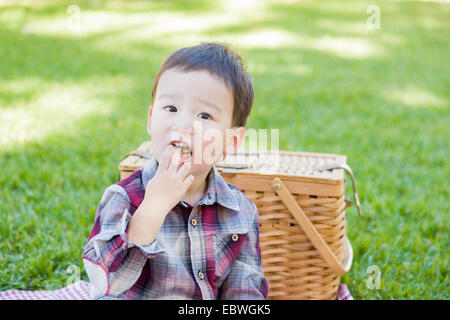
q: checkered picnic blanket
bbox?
[0,281,354,300]
[0,281,91,300]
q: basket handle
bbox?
[313,162,362,216]
[271,177,349,277]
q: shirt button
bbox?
[191,218,197,226]
[198,271,204,280]
[232,234,239,242]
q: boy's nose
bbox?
[171,118,201,136]
[172,126,192,137]
[170,127,193,145]
[169,118,205,146]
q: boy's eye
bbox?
[164,106,211,120]
[164,105,177,112]
[199,112,212,120]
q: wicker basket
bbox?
[119,141,362,300]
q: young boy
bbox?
[82,42,270,300]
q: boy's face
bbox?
[147,69,246,175]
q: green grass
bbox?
[0,0,448,299]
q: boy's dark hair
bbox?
[151,42,254,128]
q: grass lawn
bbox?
[0,0,448,299]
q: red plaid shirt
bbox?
[82,156,269,299]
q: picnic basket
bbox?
[119,140,362,300]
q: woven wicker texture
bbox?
[250,191,346,299]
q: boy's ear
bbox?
[147,106,153,136]
[225,126,246,155]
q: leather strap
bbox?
[271,177,349,277]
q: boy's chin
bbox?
[193,154,224,167]
[189,157,219,172]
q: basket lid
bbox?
[216,149,347,183]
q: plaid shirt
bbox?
[82,156,269,300]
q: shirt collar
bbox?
[141,155,240,212]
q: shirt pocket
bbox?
[212,232,248,281]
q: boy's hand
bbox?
[129,145,195,246]
[144,144,195,212]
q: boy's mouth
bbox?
[170,141,192,159]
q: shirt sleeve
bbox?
[218,201,270,300]
[81,184,164,299]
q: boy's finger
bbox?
[178,160,191,177]
[160,144,175,170]
[168,148,181,172]
[183,175,195,187]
